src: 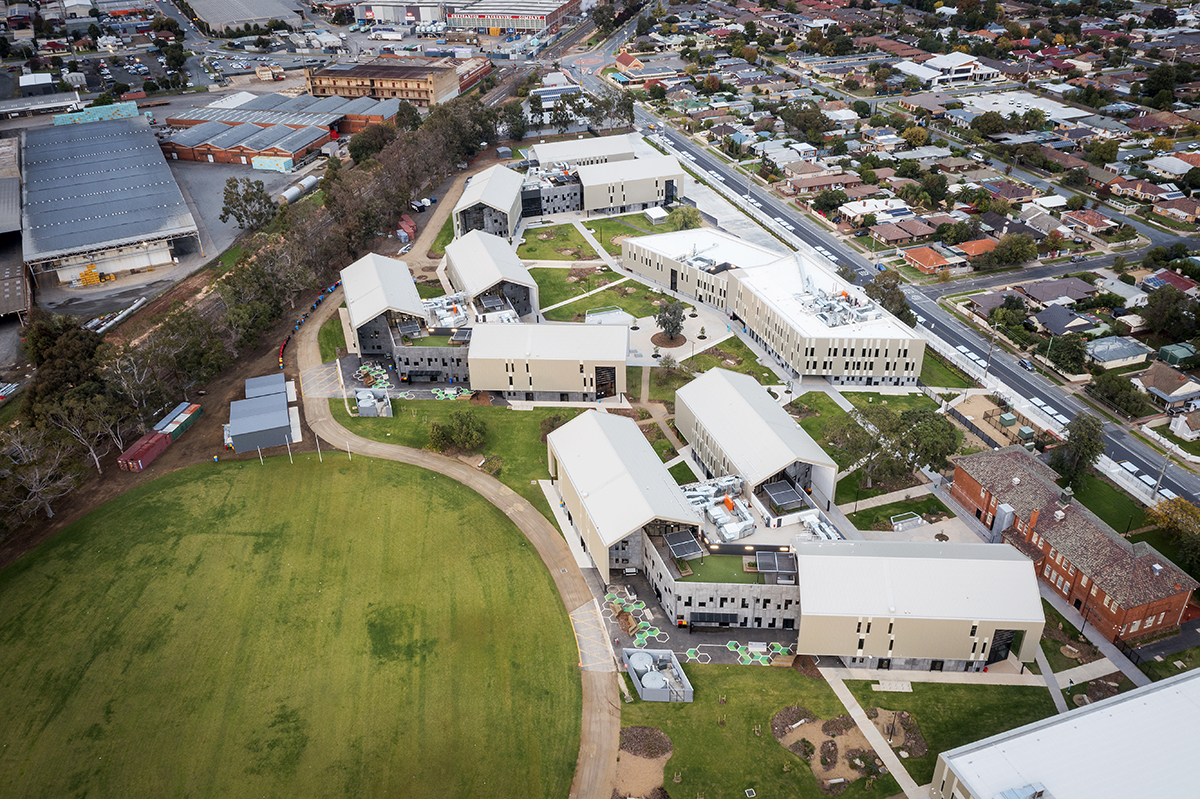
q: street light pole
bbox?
[1152,450,1172,497]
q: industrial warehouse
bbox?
[159,121,330,168]
[164,92,403,136]
[21,116,199,285]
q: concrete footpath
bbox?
[1040,583,1151,688]
[820,668,926,799]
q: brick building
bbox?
[950,447,1196,643]
[305,60,461,107]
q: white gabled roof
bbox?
[453,164,523,215]
[575,154,684,187]
[548,410,700,548]
[793,540,1044,623]
[467,323,627,363]
[340,253,423,330]
[529,134,636,165]
[445,230,534,297]
[676,369,835,488]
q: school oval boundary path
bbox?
[295,286,619,799]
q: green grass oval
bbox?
[0,456,581,799]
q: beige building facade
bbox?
[467,323,627,402]
[576,156,685,215]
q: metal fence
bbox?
[947,406,1005,450]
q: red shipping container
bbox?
[118,431,159,471]
[125,432,171,473]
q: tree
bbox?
[654,301,686,341]
[970,111,1007,136]
[429,409,487,452]
[901,125,929,148]
[836,263,857,282]
[1148,496,1200,572]
[219,177,276,230]
[1049,412,1105,488]
[861,212,877,228]
[91,92,114,107]
[499,99,527,141]
[1090,371,1153,418]
[1049,332,1088,375]
[778,100,831,141]
[852,100,871,118]
[824,407,901,489]
[347,122,396,164]
[162,42,187,71]
[1142,286,1196,340]
[394,101,422,132]
[591,3,616,31]
[0,425,84,520]
[1060,168,1088,188]
[864,270,916,326]
[900,408,957,472]
[667,205,701,231]
[811,189,848,213]
[1065,194,1086,212]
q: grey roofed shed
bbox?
[0,176,20,234]
[20,116,198,268]
[168,107,344,129]
[167,120,233,148]
[228,393,291,453]
[267,126,328,155]
[186,0,299,31]
[245,372,286,398]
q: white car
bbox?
[781,222,795,232]
[956,345,970,354]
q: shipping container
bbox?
[118,431,159,471]
[163,404,203,441]
[488,27,501,36]
[154,401,191,432]
[120,432,170,472]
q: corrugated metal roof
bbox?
[265,126,327,155]
[233,93,292,112]
[547,410,700,548]
[228,393,290,437]
[21,116,197,264]
[445,230,534,298]
[453,164,523,216]
[794,540,1045,622]
[183,0,297,30]
[167,120,232,148]
[576,154,684,187]
[202,122,262,150]
[530,134,636,165]
[169,107,343,128]
[0,176,22,235]
[230,124,295,152]
[676,369,836,489]
[245,372,286,398]
[340,252,423,330]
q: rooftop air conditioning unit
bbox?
[1152,564,1164,576]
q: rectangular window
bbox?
[1159,612,1166,624]
[1056,575,1064,589]
[1091,584,1098,596]
[970,624,977,637]
[1144,616,1153,629]
[856,621,862,633]
[865,621,872,634]
[887,622,893,635]
[1130,619,1140,632]
[1068,565,1075,576]
[857,638,865,649]
[1080,574,1088,588]
[1103,596,1110,608]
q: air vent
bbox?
[1011,477,1020,486]
[1152,563,1163,576]
[1053,510,1065,521]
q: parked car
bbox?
[1018,358,1035,372]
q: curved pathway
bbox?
[295,288,619,799]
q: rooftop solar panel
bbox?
[665,531,704,559]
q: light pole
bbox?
[1152,450,1172,497]
[983,325,999,379]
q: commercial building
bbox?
[445,230,539,319]
[794,540,1044,671]
[931,671,1200,799]
[621,228,925,385]
[159,121,331,166]
[675,368,838,511]
[165,92,404,135]
[950,447,1197,643]
[446,0,580,34]
[305,59,460,106]
[547,410,701,583]
[21,116,199,285]
[187,0,300,32]
[575,155,683,215]
[354,1,446,26]
[529,134,636,167]
[453,164,525,239]
[467,323,627,402]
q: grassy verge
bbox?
[843,681,1057,785]
[627,364,645,401]
[1149,422,1200,458]
[844,391,938,415]
[0,458,580,799]
[217,244,244,272]
[317,313,346,363]
[1063,471,1146,531]
[919,351,976,389]
[330,399,581,524]
[669,461,697,485]
[624,666,900,799]
[584,213,653,255]
[517,223,596,260]
[1041,598,1087,673]
[529,266,611,307]
[846,495,951,532]
[647,366,692,405]
[416,283,445,299]
[427,216,454,257]
[685,334,776,385]
[1140,643,1200,681]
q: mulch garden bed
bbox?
[818,739,838,771]
[1043,623,1102,664]
[650,332,686,349]
[619,726,673,758]
[771,705,815,740]
[821,715,855,737]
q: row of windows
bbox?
[681,595,794,610]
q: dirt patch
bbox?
[1043,623,1102,665]
[650,332,686,349]
[1085,676,1126,703]
[791,654,824,678]
[775,709,882,789]
[771,705,815,740]
[620,726,673,758]
[869,709,928,758]
[614,753,671,799]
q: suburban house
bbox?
[1169,410,1200,442]
[951,239,999,260]
[1154,197,1200,224]
[1085,336,1154,369]
[1144,155,1194,180]
[984,180,1037,203]
[1132,361,1200,410]
[1033,305,1093,336]
[1141,269,1199,297]
[950,447,1197,643]
[931,671,1200,799]
[1062,208,1116,235]
[1016,277,1097,306]
[903,246,951,274]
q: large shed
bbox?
[547,410,700,582]
[227,374,294,453]
[21,116,199,284]
[444,230,538,318]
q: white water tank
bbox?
[629,652,653,677]
[640,670,666,690]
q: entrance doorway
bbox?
[595,365,616,399]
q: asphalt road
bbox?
[564,44,1200,503]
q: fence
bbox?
[982,406,1053,448]
[947,406,1005,450]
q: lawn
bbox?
[686,335,777,385]
[646,366,693,405]
[1140,643,1200,681]
[670,461,697,485]
[833,468,890,506]
[677,554,762,584]
[409,335,453,347]
[427,215,455,257]
[846,495,951,532]
[0,458,580,799]
[317,312,346,363]
[1061,472,1146,532]
[1150,422,1200,458]
[844,391,939,415]
[1130,528,1199,581]
[517,223,597,260]
[627,365,645,401]
[787,393,852,466]
[217,243,244,272]
[919,352,975,389]
[583,213,654,256]
[623,666,900,799]
[541,282,670,322]
[416,282,446,299]
[1040,598,1087,674]
[843,681,1057,785]
[0,391,23,429]
[529,266,612,308]
[330,400,581,524]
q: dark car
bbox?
[1018,358,1035,372]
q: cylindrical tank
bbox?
[640,671,665,690]
[629,652,652,678]
[278,186,304,205]
[298,175,319,192]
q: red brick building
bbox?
[951,447,1196,643]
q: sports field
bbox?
[0,457,581,798]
